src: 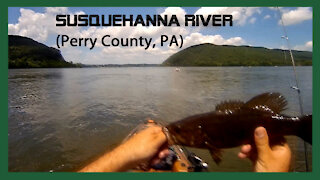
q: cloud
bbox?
[161,7,186,26]
[8,8,49,42]
[294,41,312,51]
[8,7,248,64]
[194,7,261,26]
[45,7,68,14]
[249,17,256,24]
[8,7,83,42]
[264,14,271,19]
[183,33,245,48]
[279,7,312,26]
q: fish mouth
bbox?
[162,126,175,144]
[164,126,185,145]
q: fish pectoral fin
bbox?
[209,147,222,164]
[204,139,222,164]
[244,92,287,114]
[203,134,223,164]
[215,100,245,114]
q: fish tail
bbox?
[297,115,312,145]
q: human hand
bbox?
[238,127,291,172]
[120,125,169,168]
[78,124,168,172]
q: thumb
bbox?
[254,127,271,157]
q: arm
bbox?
[238,127,291,172]
[78,125,167,172]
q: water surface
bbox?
[8,67,312,172]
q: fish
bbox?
[165,92,312,164]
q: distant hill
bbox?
[162,43,312,66]
[9,35,78,68]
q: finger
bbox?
[148,126,167,147]
[238,152,248,159]
[150,149,170,166]
[150,158,161,166]
[158,149,170,159]
[254,127,271,157]
[241,144,252,154]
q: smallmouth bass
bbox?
[165,92,312,164]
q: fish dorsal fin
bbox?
[244,92,287,114]
[215,101,245,114]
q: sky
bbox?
[8,7,312,64]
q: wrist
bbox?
[107,144,134,171]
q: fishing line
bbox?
[276,7,310,172]
[280,36,294,90]
[279,35,300,171]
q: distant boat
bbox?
[175,67,181,72]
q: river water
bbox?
[8,66,312,172]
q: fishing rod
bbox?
[277,7,310,171]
